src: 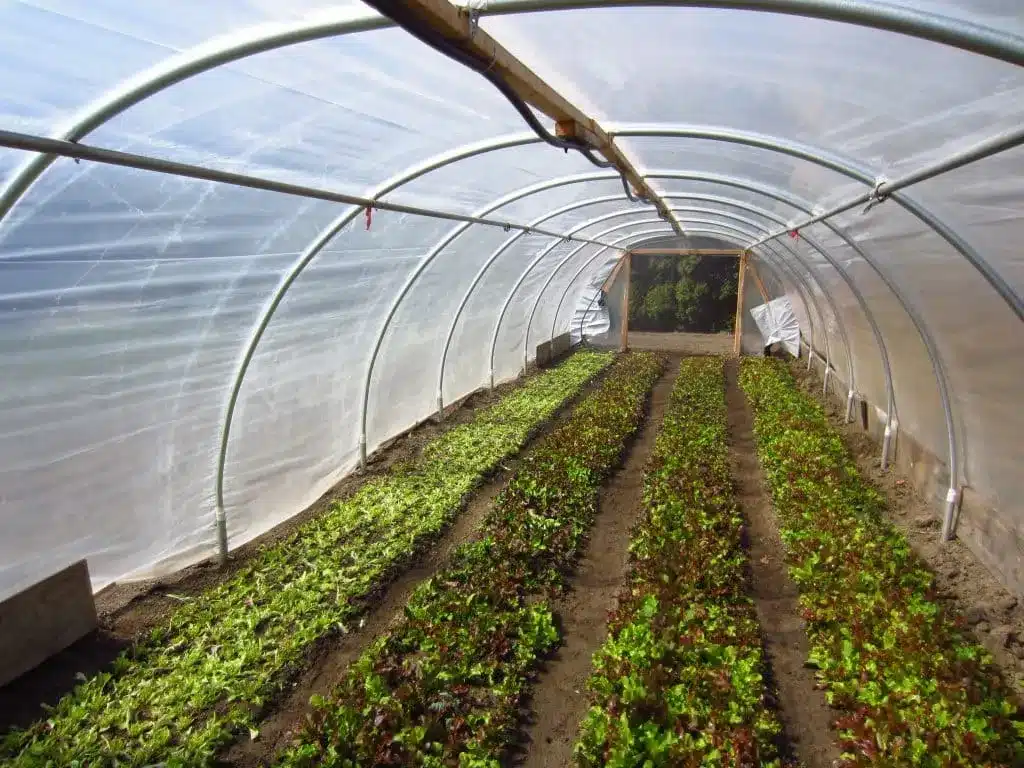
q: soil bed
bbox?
[725,359,841,768]
[513,358,680,768]
[0,370,587,737]
[791,362,1024,700]
[219,367,615,765]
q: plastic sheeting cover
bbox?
[750,296,801,357]
[3,0,1024,599]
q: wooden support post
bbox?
[733,251,749,356]
[748,260,771,303]
[621,252,631,352]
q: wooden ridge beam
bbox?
[733,251,749,356]
[390,0,680,231]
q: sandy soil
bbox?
[725,359,841,767]
[513,358,679,768]
[791,363,1024,700]
[627,331,733,355]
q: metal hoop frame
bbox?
[0,3,1005,558]
[528,196,866,404]
[572,229,821,357]
[436,201,656,414]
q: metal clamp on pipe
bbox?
[881,422,895,470]
[214,504,229,567]
[941,486,961,542]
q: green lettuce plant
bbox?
[2,351,612,767]
[276,353,665,767]
[740,358,1024,766]
[575,357,787,767]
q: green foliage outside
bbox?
[629,254,737,333]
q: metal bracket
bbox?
[863,177,890,213]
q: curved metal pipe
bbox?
[3,0,1020,231]
[674,215,857,392]
[611,123,1023,327]
[191,142,958,549]
[214,162,593,562]
[574,228,677,341]
[658,196,822,371]
[758,240,838,385]
[523,202,844,382]
[16,129,973,551]
[666,199,892,428]
[656,215,856,391]
[487,218,673,386]
[641,169,954,488]
[355,177,629,467]
[752,242,827,369]
[495,0,1024,68]
[437,197,650,414]
[0,7,991,559]
[570,225,811,342]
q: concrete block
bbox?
[0,560,97,686]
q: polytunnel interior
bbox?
[1,0,1024,615]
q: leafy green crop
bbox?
[276,352,665,767]
[575,358,788,767]
[740,358,1024,766]
[1,351,612,768]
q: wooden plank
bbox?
[621,252,631,351]
[733,252,749,356]
[0,560,97,686]
[629,248,744,256]
[551,332,571,359]
[601,252,629,291]
[394,0,678,227]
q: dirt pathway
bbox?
[0,375,559,737]
[224,371,613,767]
[515,357,680,768]
[224,472,506,766]
[724,359,841,768]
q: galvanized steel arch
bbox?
[612,228,830,368]
[610,123,1024,326]
[3,0,1021,228]
[485,217,676,386]
[531,205,855,390]
[648,215,860,398]
[665,197,893,427]
[12,8,1003,557]
[641,170,959,505]
[571,226,678,340]
[354,175,627,467]
[501,185,853,388]
[552,216,847,373]
[436,197,657,414]
[669,211,869,413]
